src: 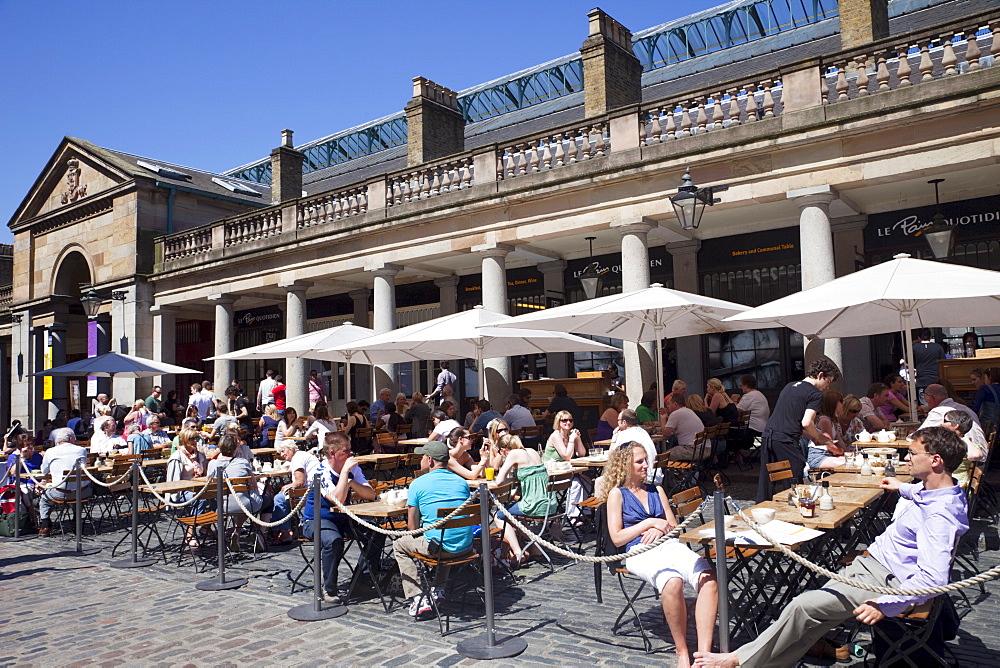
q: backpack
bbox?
[0,485,32,537]
[111,404,130,430]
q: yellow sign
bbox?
[43,348,52,400]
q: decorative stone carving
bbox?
[60,158,88,204]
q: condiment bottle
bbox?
[884,458,896,477]
[799,497,816,518]
[819,480,835,510]
[854,449,865,468]
[860,453,873,476]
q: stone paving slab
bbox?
[1,466,999,667]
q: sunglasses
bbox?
[496,428,509,434]
[560,418,574,423]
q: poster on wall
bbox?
[70,380,81,412]
[43,348,52,401]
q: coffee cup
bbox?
[751,508,776,524]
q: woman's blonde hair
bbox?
[264,404,279,419]
[178,428,199,447]
[671,379,687,393]
[133,399,145,411]
[842,394,861,414]
[553,410,574,427]
[707,378,725,393]
[497,433,524,450]
[686,394,708,412]
[598,443,640,501]
[487,417,509,444]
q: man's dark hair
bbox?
[477,399,492,412]
[619,408,638,426]
[507,393,523,408]
[943,410,973,437]
[916,328,932,340]
[554,384,568,397]
[218,433,239,457]
[866,382,888,399]
[265,369,274,377]
[640,390,656,409]
[911,426,966,473]
[224,386,239,398]
[431,410,449,422]
[439,361,450,370]
[806,358,841,381]
[740,374,757,390]
[667,392,685,407]
[274,375,284,383]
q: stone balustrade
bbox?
[163,227,212,261]
[387,155,474,206]
[224,208,282,247]
[823,18,998,103]
[0,285,12,308]
[641,79,782,146]
[298,186,367,228]
[499,122,609,180]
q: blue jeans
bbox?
[302,515,350,594]
[271,490,292,531]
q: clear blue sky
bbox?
[0,0,725,244]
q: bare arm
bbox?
[801,408,833,446]
[607,487,671,548]
[407,505,420,531]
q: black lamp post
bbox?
[579,236,602,300]
[80,286,103,319]
[923,178,954,260]
[669,168,728,230]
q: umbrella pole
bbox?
[478,345,486,404]
[344,353,352,405]
[653,326,664,414]
[902,312,919,411]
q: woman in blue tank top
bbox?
[603,443,717,668]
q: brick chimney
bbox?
[404,77,464,167]
[580,9,643,118]
[839,0,889,50]
[269,129,304,204]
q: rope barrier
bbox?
[728,497,1000,597]
[494,494,708,563]
[136,466,215,510]
[79,463,133,488]
[331,489,481,537]
[222,476,313,528]
[17,459,53,489]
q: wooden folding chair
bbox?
[766,459,795,496]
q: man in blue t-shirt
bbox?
[392,441,474,618]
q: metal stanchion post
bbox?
[197,473,248,590]
[60,459,101,556]
[0,456,35,542]
[111,460,154,568]
[289,473,347,620]
[713,490,731,653]
[457,483,527,659]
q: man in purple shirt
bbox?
[694,426,968,668]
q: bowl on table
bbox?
[750,508,776,524]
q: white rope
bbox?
[495,494,708,563]
[221,476,312,528]
[78,462,133,488]
[136,466,214,509]
[332,490,481,537]
[728,497,1000,596]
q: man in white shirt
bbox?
[188,382,214,420]
[918,384,987,450]
[610,408,660,484]
[734,374,770,435]
[502,393,536,431]
[858,382,891,431]
[201,380,218,419]
[39,428,91,536]
[663,393,709,461]
[256,369,277,412]
[427,410,461,442]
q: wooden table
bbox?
[348,500,408,518]
[773,486,882,508]
[140,479,206,495]
[823,472,912,488]
[397,438,429,447]
[852,440,911,450]
[570,457,610,468]
[593,434,663,448]
[251,447,278,458]
[750,501,858,530]
[354,453,406,466]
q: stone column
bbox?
[788,186,842,376]
[435,275,459,317]
[150,305,177,393]
[372,264,401,395]
[348,288,372,402]
[46,323,68,419]
[614,221,656,407]
[474,243,514,403]
[92,313,112,399]
[832,216,871,395]
[9,311,31,427]
[539,260,571,379]
[667,240,704,395]
[0,338,8,430]
[281,280,312,413]
[208,294,236,401]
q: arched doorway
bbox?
[49,249,100,418]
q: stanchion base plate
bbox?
[60,547,103,557]
[110,556,156,569]
[196,577,248,591]
[287,602,348,621]
[457,634,528,659]
[0,535,37,542]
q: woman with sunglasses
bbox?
[166,427,209,546]
[542,410,589,524]
[445,427,490,480]
[837,394,865,443]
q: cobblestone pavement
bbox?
[1,466,999,667]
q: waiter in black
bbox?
[756,358,840,502]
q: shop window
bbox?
[701,264,801,307]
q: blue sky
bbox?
[0,0,725,244]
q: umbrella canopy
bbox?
[324,306,619,400]
[206,322,375,402]
[30,352,201,378]
[726,253,1000,403]
[492,284,769,403]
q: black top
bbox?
[694,409,720,428]
[912,341,946,386]
[546,396,581,424]
[716,401,740,427]
[765,380,823,438]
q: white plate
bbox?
[862,447,896,455]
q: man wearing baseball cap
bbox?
[392,441,474,619]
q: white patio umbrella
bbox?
[30,352,201,378]
[493,283,769,405]
[206,322,375,403]
[324,306,619,401]
[726,253,1000,405]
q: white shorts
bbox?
[624,538,711,593]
